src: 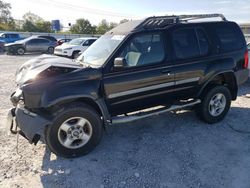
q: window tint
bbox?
[89,39,96,45]
[37,39,49,44]
[83,40,89,46]
[173,28,200,59]
[28,39,48,44]
[197,29,209,55]
[10,34,18,38]
[215,25,244,52]
[120,33,165,67]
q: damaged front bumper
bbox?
[7,104,51,144]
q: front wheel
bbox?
[16,47,25,55]
[195,85,231,124]
[72,51,80,59]
[45,103,103,158]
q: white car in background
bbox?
[54,37,97,59]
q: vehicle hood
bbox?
[56,43,78,49]
[16,54,82,85]
[4,42,19,46]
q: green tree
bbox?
[36,21,52,32]
[0,0,16,30]
[22,20,37,32]
[22,12,52,32]
[95,20,119,34]
[96,19,111,34]
[23,12,43,23]
[70,19,95,34]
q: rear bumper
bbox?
[7,106,51,144]
[235,69,249,85]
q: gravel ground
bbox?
[0,53,250,188]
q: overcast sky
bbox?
[4,0,250,26]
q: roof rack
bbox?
[141,14,227,29]
[178,14,227,22]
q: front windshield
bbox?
[77,34,125,67]
[68,38,85,45]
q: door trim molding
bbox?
[108,77,200,99]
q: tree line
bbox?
[0,0,129,34]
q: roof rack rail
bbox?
[141,14,227,29]
[178,14,227,22]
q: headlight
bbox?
[64,48,72,50]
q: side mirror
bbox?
[114,57,126,68]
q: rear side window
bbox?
[197,29,209,55]
[10,34,18,38]
[28,39,48,44]
[215,24,244,52]
[89,39,96,45]
[173,28,200,59]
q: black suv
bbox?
[8,14,249,157]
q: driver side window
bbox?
[120,33,165,67]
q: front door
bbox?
[26,39,39,52]
[103,32,175,115]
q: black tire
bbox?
[195,85,231,124]
[45,103,103,158]
[16,47,25,55]
[47,47,54,54]
[72,51,80,59]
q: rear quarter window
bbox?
[215,24,244,53]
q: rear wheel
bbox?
[47,47,54,54]
[45,103,103,158]
[195,85,231,124]
[16,47,25,55]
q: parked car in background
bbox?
[0,33,23,43]
[4,36,57,55]
[54,37,97,58]
[0,40,5,52]
[57,38,71,45]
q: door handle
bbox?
[161,69,171,75]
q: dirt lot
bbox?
[0,53,250,188]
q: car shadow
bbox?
[39,103,250,188]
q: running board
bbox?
[111,99,201,124]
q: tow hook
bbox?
[7,108,18,134]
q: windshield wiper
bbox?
[73,59,92,68]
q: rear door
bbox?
[36,39,50,52]
[170,26,211,99]
[103,32,175,115]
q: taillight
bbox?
[244,50,249,69]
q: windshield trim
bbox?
[69,38,85,45]
[101,34,129,69]
[77,34,127,68]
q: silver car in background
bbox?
[4,36,57,55]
